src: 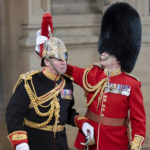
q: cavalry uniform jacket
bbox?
[66,64,146,150]
[6,68,79,150]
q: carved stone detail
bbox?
[25,0,51,25]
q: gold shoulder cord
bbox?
[21,72,65,134]
[12,71,40,93]
[82,65,109,109]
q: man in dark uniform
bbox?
[5,13,79,150]
[65,2,146,150]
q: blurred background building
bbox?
[0,0,150,149]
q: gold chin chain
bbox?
[24,75,66,133]
[83,65,109,110]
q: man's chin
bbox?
[59,69,67,75]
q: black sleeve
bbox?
[5,81,30,133]
[67,83,79,127]
[128,145,131,150]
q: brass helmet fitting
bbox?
[42,37,68,61]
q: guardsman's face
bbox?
[99,52,120,69]
[44,58,67,75]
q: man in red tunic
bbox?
[65,2,146,150]
[35,3,146,150]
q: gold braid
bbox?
[24,77,65,117]
[12,71,40,93]
[53,97,60,136]
[24,97,60,131]
[82,65,109,108]
[24,101,55,128]
[23,73,65,132]
[25,80,50,117]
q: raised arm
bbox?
[66,64,85,88]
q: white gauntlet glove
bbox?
[81,122,95,146]
[16,143,30,150]
[82,122,94,139]
[35,29,48,52]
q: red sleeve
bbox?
[74,115,90,129]
[66,64,85,88]
[129,81,146,143]
[7,131,28,149]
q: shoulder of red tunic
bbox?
[88,62,103,75]
[90,62,103,72]
[123,73,141,88]
[84,63,104,86]
[92,62,103,68]
[124,72,140,82]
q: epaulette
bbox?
[12,70,40,93]
[22,70,40,80]
[126,73,139,81]
[63,74,74,81]
[92,62,102,68]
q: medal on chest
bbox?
[105,82,131,96]
[60,89,72,99]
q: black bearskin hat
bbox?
[98,2,141,73]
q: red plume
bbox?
[39,13,53,57]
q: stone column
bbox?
[97,0,105,12]
[0,0,9,109]
[18,0,52,72]
[0,0,12,149]
[23,0,51,25]
[0,0,3,109]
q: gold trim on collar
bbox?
[43,68,60,81]
[104,68,121,77]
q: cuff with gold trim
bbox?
[7,131,28,148]
[74,115,90,129]
[131,135,144,150]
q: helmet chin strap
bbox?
[45,56,63,75]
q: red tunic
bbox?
[66,64,146,150]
